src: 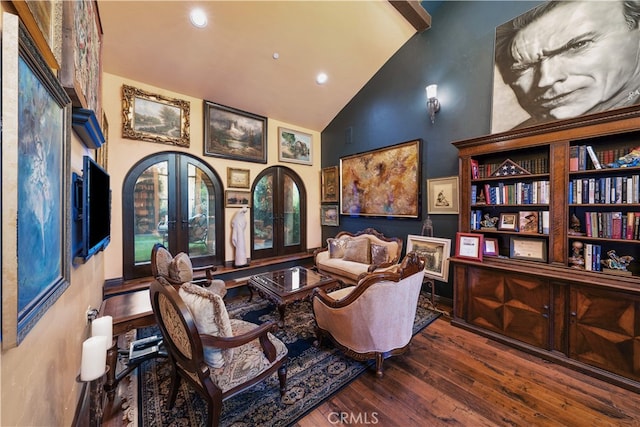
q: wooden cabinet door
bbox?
[468,267,550,349]
[570,286,640,382]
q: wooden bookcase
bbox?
[451,105,640,393]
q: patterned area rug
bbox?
[138,290,440,426]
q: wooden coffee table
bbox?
[248,267,341,324]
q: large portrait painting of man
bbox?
[491,0,640,133]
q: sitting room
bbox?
[2,1,640,426]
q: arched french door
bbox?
[122,152,224,279]
[251,166,306,259]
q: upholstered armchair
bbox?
[151,243,226,297]
[312,252,425,377]
[149,278,288,427]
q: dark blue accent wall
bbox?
[320,1,542,298]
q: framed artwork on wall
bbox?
[225,190,251,208]
[427,176,459,214]
[204,101,267,163]
[121,84,191,147]
[320,205,339,226]
[2,14,72,348]
[227,167,250,189]
[59,0,102,117]
[321,166,339,203]
[406,234,451,282]
[491,1,640,133]
[11,0,63,69]
[340,139,421,218]
[278,127,312,165]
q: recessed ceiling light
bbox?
[189,9,207,28]
[316,72,328,85]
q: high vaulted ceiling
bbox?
[98,1,429,131]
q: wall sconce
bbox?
[426,84,440,124]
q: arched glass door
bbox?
[123,152,224,279]
[252,166,306,259]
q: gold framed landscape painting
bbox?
[340,139,421,218]
[227,168,250,189]
[321,166,339,203]
[278,127,312,165]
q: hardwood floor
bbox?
[104,313,640,427]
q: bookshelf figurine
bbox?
[569,241,585,269]
[480,213,499,230]
[607,146,640,168]
[601,250,634,273]
[568,213,585,236]
[476,189,486,205]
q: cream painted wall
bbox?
[1,9,107,427]
[102,73,323,280]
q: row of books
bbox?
[471,210,550,234]
[577,243,603,272]
[582,211,640,240]
[568,175,640,204]
[570,145,634,171]
[472,158,548,178]
[472,181,550,205]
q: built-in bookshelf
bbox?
[450,106,640,394]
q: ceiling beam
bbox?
[389,1,432,32]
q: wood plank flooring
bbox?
[104,314,640,427]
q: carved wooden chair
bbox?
[150,243,226,297]
[312,252,425,377]
[149,278,288,427]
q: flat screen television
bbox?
[82,155,111,260]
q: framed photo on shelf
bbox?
[224,190,251,208]
[483,238,499,256]
[455,232,483,262]
[427,176,459,214]
[498,213,518,231]
[320,205,339,226]
[321,166,339,203]
[278,127,312,165]
[510,237,547,262]
[406,234,452,282]
[121,84,190,147]
[204,101,267,163]
[227,167,250,189]
[518,211,539,233]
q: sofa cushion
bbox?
[343,238,370,264]
[155,246,173,277]
[169,252,193,283]
[370,243,389,265]
[178,282,233,368]
[327,237,350,258]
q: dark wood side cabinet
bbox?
[451,106,640,393]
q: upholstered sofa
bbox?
[314,228,403,284]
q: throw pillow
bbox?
[327,237,350,258]
[169,252,193,283]
[370,243,389,265]
[343,238,371,264]
[155,246,173,277]
[178,282,233,368]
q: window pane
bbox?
[253,174,273,250]
[134,161,168,263]
[187,163,216,257]
[284,175,300,246]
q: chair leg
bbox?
[167,367,181,408]
[375,353,385,378]
[278,363,288,396]
[206,395,222,427]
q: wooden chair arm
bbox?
[192,264,217,280]
[199,320,279,361]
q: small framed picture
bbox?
[227,167,250,188]
[406,235,452,282]
[278,127,312,165]
[498,213,518,231]
[427,176,459,214]
[455,232,483,261]
[483,238,499,256]
[518,211,539,233]
[225,190,251,208]
[321,166,339,203]
[510,237,547,262]
[320,205,339,226]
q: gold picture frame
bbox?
[121,84,191,147]
[225,190,251,208]
[227,167,250,189]
[321,166,339,203]
[11,0,62,69]
[427,176,459,214]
